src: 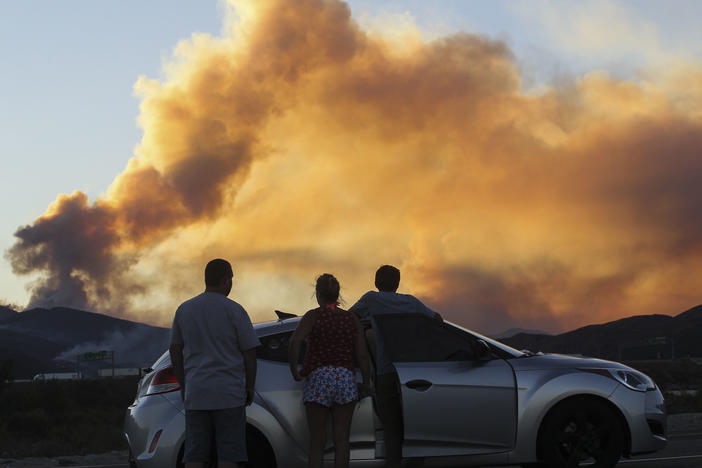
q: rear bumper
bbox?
[124,392,311,468]
[124,394,184,468]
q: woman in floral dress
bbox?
[289,273,372,468]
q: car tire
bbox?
[244,426,276,468]
[176,444,185,468]
[128,448,138,468]
[539,398,624,468]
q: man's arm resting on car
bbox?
[169,343,185,400]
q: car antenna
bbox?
[275,310,297,321]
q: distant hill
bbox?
[0,331,66,379]
[0,307,169,379]
[4,304,702,379]
[503,305,702,361]
[0,305,18,322]
[490,327,551,339]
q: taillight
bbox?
[145,366,181,396]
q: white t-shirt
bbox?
[170,292,260,410]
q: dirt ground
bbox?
[0,450,129,468]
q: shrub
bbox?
[0,359,12,388]
[664,391,702,414]
[0,378,137,457]
[7,408,51,437]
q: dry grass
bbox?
[0,378,138,458]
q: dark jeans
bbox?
[376,372,403,468]
[184,407,247,463]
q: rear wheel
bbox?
[244,425,276,468]
[128,448,138,468]
[539,398,624,468]
[176,444,184,468]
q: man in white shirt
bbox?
[170,259,260,468]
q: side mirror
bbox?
[475,339,491,360]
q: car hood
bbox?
[509,353,631,371]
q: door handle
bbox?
[405,379,432,391]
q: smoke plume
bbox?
[7,0,702,333]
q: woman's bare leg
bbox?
[306,402,330,468]
[331,402,356,468]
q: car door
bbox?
[373,314,517,457]
[256,329,376,460]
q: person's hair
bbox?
[375,265,400,292]
[205,259,233,287]
[316,273,340,305]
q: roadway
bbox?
[619,429,702,467]
[1,426,700,467]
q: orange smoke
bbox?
[7,0,702,333]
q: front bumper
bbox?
[610,384,667,455]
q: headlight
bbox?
[579,368,656,392]
[612,369,656,392]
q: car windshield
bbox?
[446,321,526,358]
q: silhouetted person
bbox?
[170,259,260,468]
[349,265,442,468]
[289,274,372,468]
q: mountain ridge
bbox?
[503,304,702,360]
[490,327,551,339]
[0,306,170,379]
[0,305,18,321]
[2,304,701,379]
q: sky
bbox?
[1,0,702,334]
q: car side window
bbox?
[258,331,306,362]
[374,314,480,362]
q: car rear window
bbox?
[258,332,306,362]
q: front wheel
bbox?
[539,398,624,468]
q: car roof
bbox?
[253,314,524,358]
[152,314,523,369]
[253,316,301,337]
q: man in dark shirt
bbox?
[350,265,442,468]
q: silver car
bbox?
[124,312,666,467]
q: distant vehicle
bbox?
[99,368,143,378]
[124,313,667,468]
[32,372,81,381]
